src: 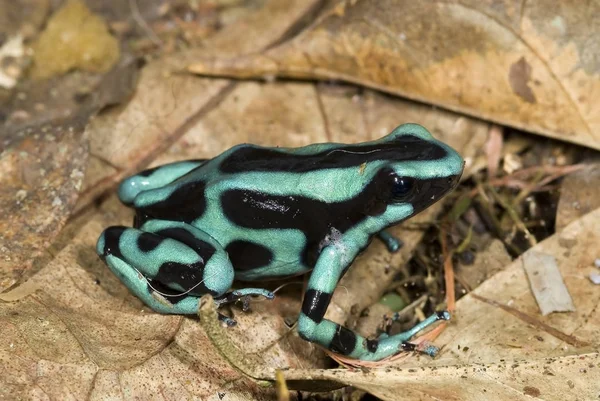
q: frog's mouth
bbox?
[408,172,462,215]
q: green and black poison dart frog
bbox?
[97,123,464,361]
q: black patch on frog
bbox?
[141,227,218,300]
[155,227,216,261]
[137,159,207,177]
[330,324,357,355]
[153,259,215,299]
[365,338,379,353]
[219,135,447,174]
[134,180,207,228]
[225,240,272,271]
[301,289,332,324]
[221,170,461,268]
[100,226,127,260]
[137,232,162,252]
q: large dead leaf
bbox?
[0,59,491,401]
[0,0,143,291]
[4,1,594,399]
[0,80,488,398]
[188,0,600,150]
[0,60,140,292]
[78,0,325,208]
[0,0,321,292]
[281,207,600,400]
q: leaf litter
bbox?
[1,0,599,400]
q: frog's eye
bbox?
[391,175,415,201]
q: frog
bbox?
[96,123,464,361]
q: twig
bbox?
[129,0,163,46]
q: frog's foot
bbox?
[377,230,404,253]
[373,311,450,357]
[217,312,237,327]
[214,288,275,311]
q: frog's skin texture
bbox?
[97,123,464,361]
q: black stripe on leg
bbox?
[330,324,357,355]
[301,289,332,324]
[155,227,216,261]
[400,342,416,352]
[137,232,162,252]
[365,338,379,353]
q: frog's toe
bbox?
[233,288,275,299]
[214,288,275,310]
[377,230,404,253]
[217,313,237,327]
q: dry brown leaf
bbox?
[79,0,324,209]
[556,162,600,231]
[0,75,488,400]
[0,122,87,291]
[188,0,600,150]
[6,1,595,399]
[0,0,320,292]
[280,207,600,400]
[0,57,139,292]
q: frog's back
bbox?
[128,124,463,281]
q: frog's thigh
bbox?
[97,221,234,314]
[118,159,206,204]
[297,245,447,361]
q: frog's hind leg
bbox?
[97,220,233,315]
[118,159,207,205]
[297,244,449,361]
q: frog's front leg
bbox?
[297,245,449,361]
[97,220,273,315]
[377,230,403,253]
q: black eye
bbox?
[391,175,415,201]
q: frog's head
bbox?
[364,123,464,227]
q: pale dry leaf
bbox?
[188,0,600,150]
[0,7,139,290]
[279,207,600,400]
[79,0,324,209]
[0,122,88,291]
[0,218,290,400]
[283,352,599,400]
[522,250,576,316]
[555,162,600,231]
[0,77,489,397]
